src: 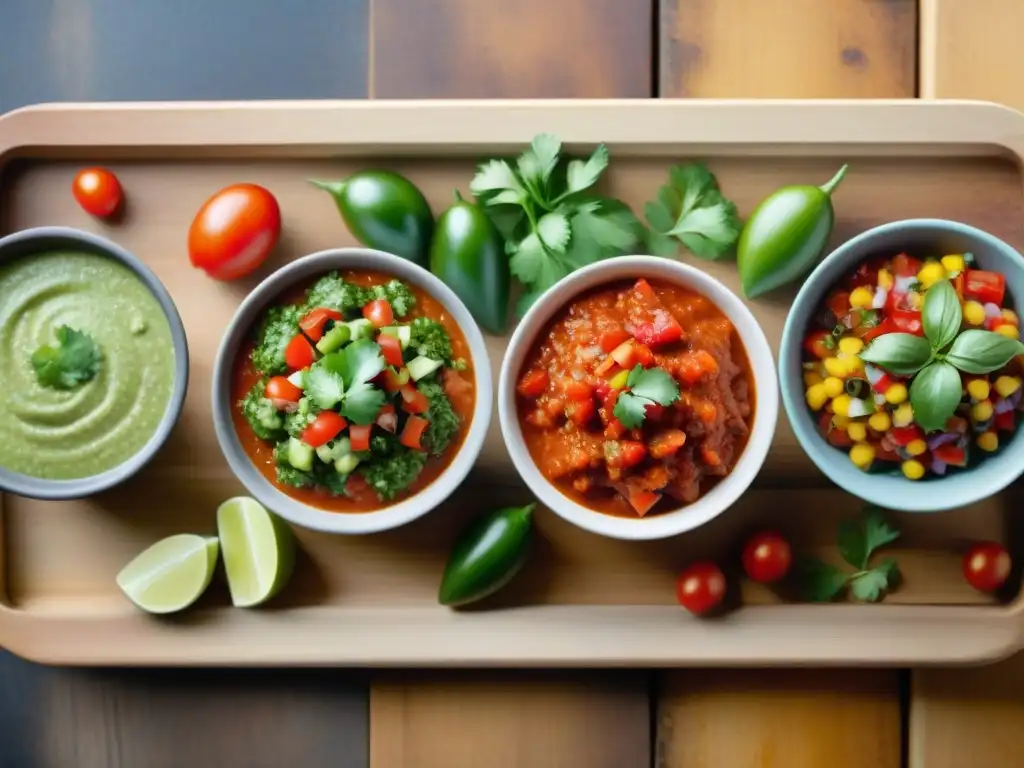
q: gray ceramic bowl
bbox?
[780,219,1024,512]
[0,226,189,500]
[211,247,493,535]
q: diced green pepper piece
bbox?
[316,324,351,354]
[346,318,374,341]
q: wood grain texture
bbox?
[657,669,902,768]
[659,0,916,97]
[370,671,650,768]
[920,0,1024,109]
[370,0,653,98]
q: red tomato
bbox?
[378,333,405,368]
[891,309,924,336]
[626,487,661,517]
[399,383,429,414]
[517,369,549,398]
[299,308,343,342]
[826,291,851,318]
[963,542,1012,593]
[964,270,1006,306]
[565,398,595,426]
[363,299,394,328]
[675,562,727,616]
[598,328,632,353]
[561,379,594,402]
[618,441,646,468]
[188,183,281,280]
[72,167,124,218]
[891,253,922,277]
[803,330,833,360]
[742,532,793,584]
[860,318,896,343]
[264,376,302,403]
[376,404,398,433]
[400,415,430,451]
[302,411,347,448]
[284,334,316,370]
[349,424,372,453]
[380,367,409,393]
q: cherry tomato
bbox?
[188,183,281,280]
[963,542,1012,593]
[964,270,1006,306]
[378,333,405,368]
[284,334,316,371]
[301,411,347,448]
[803,330,833,360]
[299,308,343,342]
[742,532,793,584]
[363,299,394,328]
[675,562,727,616]
[72,168,123,218]
[264,376,302,403]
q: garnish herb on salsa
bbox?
[516,277,754,518]
[234,271,474,509]
[31,325,103,390]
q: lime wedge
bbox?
[116,534,219,614]
[216,496,295,607]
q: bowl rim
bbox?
[779,217,1024,512]
[0,226,190,500]
[210,247,493,535]
[498,255,779,541]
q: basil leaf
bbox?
[946,330,1024,374]
[909,361,962,432]
[858,333,933,376]
[921,280,961,351]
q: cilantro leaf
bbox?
[850,560,899,602]
[645,162,741,260]
[31,326,102,390]
[669,201,742,259]
[612,365,680,428]
[517,133,561,197]
[797,557,849,603]
[612,392,649,429]
[564,144,609,195]
[861,506,901,557]
[572,205,640,252]
[470,159,521,197]
[305,354,346,410]
[645,230,679,258]
[537,212,570,253]
[837,506,900,570]
[340,338,385,390]
[340,383,386,425]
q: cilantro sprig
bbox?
[31,326,102,390]
[644,163,742,260]
[469,134,644,316]
[798,506,901,603]
[304,338,386,425]
[612,365,680,429]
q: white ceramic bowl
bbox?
[499,256,778,540]
[211,248,492,535]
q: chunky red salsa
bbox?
[516,278,755,518]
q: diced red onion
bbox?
[995,396,1016,415]
[881,433,897,451]
[871,288,887,309]
[271,398,298,413]
[1009,389,1023,409]
[927,431,959,450]
[985,302,1002,319]
[973,418,994,434]
[894,275,915,293]
[578,345,601,361]
[931,459,948,476]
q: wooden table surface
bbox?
[2,1,1024,766]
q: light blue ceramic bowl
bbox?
[780,219,1024,512]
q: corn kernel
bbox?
[906,438,928,457]
[995,375,1022,398]
[849,443,876,469]
[964,300,986,326]
[941,254,966,274]
[917,261,947,289]
[823,357,846,378]
[847,355,866,376]
[893,403,914,427]
[823,376,845,398]
[838,336,864,355]
[977,432,999,452]
[804,371,824,387]
[806,383,829,411]
[847,422,868,442]
[885,383,908,405]
[971,400,994,423]
[832,414,851,430]
[901,459,926,480]
[869,411,892,432]
[849,287,874,309]
[967,379,991,401]
[877,269,894,290]
[831,394,853,417]
[996,323,1020,340]
[908,291,924,310]
[1002,308,1019,326]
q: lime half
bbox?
[216,497,295,608]
[116,534,219,614]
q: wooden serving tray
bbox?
[1,99,1023,667]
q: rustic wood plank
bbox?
[657,669,903,768]
[370,671,650,768]
[370,0,653,98]
[659,0,916,98]
[920,0,1024,109]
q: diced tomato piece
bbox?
[677,351,719,386]
[605,440,646,469]
[861,318,897,343]
[301,411,347,448]
[399,383,429,414]
[803,330,834,360]
[846,261,880,289]
[565,398,596,426]
[633,343,655,367]
[561,379,594,402]
[649,429,687,459]
[826,291,851,318]
[376,403,398,433]
[363,298,394,328]
[871,370,895,394]
[644,403,666,422]
[595,356,619,376]
[298,307,343,342]
[890,424,925,446]
[517,369,549,398]
[604,419,626,440]
[623,279,684,348]
[380,366,410,393]
[953,272,966,298]
[378,333,405,368]
[874,443,901,463]
[933,444,968,467]
[598,328,632,353]
[964,269,1006,306]
[349,424,372,452]
[400,415,429,451]
[891,309,924,336]
[626,487,661,517]
[996,410,1016,432]
[819,412,853,447]
[285,334,316,370]
[264,376,302,403]
[891,253,922,277]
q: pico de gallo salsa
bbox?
[232,270,475,512]
[803,252,1024,480]
[516,278,755,518]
